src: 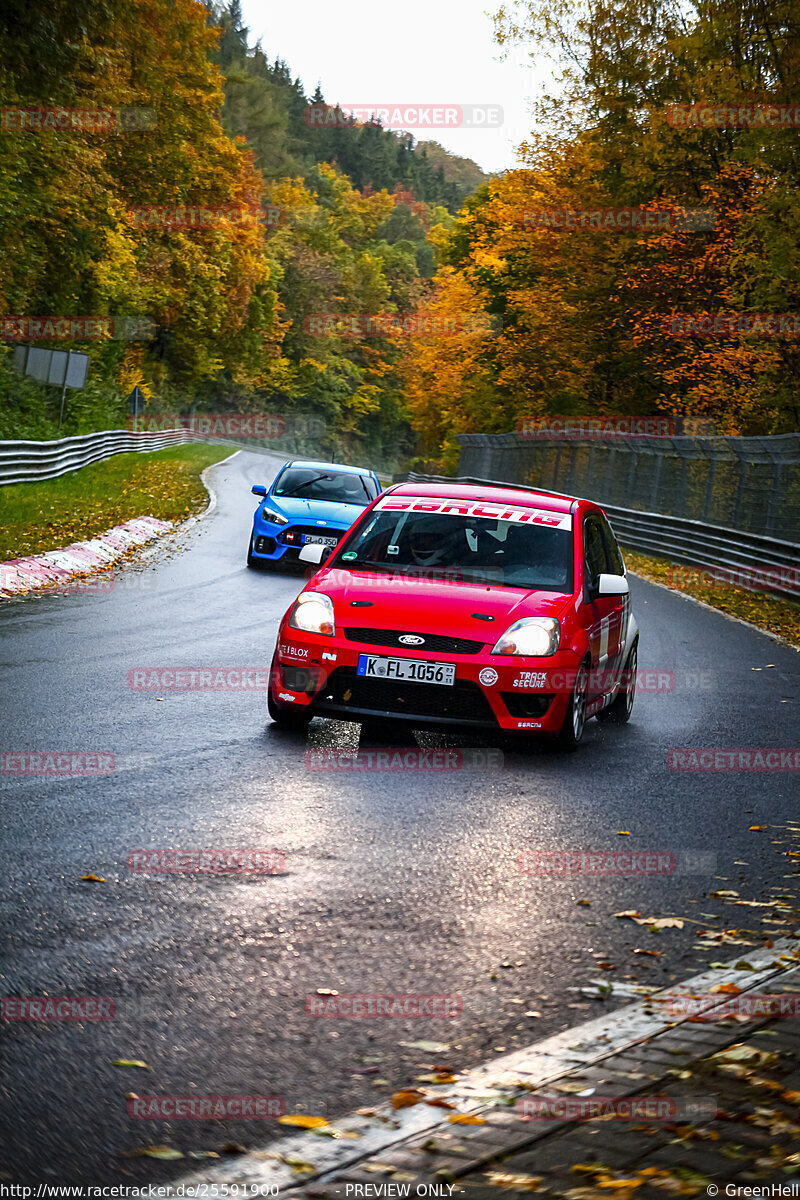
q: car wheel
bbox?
[597,641,637,725]
[556,660,589,751]
[246,534,257,569]
[267,658,312,731]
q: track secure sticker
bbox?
[376,496,572,530]
[513,671,549,688]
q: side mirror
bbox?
[596,572,629,597]
[298,543,328,565]
[251,484,267,497]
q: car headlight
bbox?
[288,591,335,636]
[492,617,560,657]
[261,506,288,525]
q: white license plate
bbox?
[357,654,456,686]
[303,534,338,547]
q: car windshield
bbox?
[335,505,574,591]
[274,468,376,505]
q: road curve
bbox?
[1,450,798,1184]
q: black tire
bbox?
[556,660,589,751]
[596,641,638,725]
[246,534,257,569]
[267,659,312,730]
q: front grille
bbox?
[314,667,497,726]
[343,628,485,655]
[501,692,554,718]
[278,526,344,545]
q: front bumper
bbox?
[271,630,583,733]
[251,523,347,563]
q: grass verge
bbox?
[0,444,232,560]
[623,546,800,649]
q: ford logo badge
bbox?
[399,634,425,645]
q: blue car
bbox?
[247,459,382,569]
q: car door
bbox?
[582,514,624,698]
[599,515,630,679]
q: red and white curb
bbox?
[0,516,172,597]
[0,451,241,598]
[173,936,800,1192]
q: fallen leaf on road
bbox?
[710,890,739,898]
[316,989,339,996]
[595,962,616,970]
[486,1172,542,1191]
[111,1059,151,1070]
[632,949,662,957]
[709,983,741,994]
[311,1127,360,1139]
[711,1044,779,1067]
[391,1089,426,1110]
[525,1011,542,1018]
[614,911,641,920]
[121,1145,183,1160]
[448,1115,487,1125]
[425,1098,456,1109]
[81,874,106,882]
[277,1115,328,1128]
[285,1157,316,1173]
[577,900,591,907]
[398,1041,450,1053]
[416,1073,456,1084]
[749,826,767,831]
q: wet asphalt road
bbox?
[0,449,798,1184]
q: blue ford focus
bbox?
[247,459,382,569]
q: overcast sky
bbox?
[239,0,556,174]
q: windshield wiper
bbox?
[280,473,331,497]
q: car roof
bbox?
[283,460,375,476]
[386,481,577,514]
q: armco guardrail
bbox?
[0,429,197,487]
[457,431,800,543]
[395,472,800,600]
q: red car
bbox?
[267,481,638,749]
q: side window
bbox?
[600,518,625,575]
[583,517,608,585]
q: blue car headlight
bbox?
[261,506,288,525]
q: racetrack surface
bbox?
[1,450,798,1183]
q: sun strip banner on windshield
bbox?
[376,495,573,530]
